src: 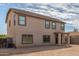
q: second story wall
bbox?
[13,13,65,34]
[7,10,65,37]
[7,11,14,37]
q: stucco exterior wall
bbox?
[7,11,64,47]
[7,11,16,43]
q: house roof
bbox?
[68,32,79,36]
[6,8,65,23]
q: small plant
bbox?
[8,43,16,48]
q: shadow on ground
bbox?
[0,45,72,56]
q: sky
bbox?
[0,3,79,34]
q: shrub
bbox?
[8,43,16,48]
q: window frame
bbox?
[22,34,33,44]
[45,20,50,29]
[52,22,56,29]
[9,20,11,27]
[13,13,16,25]
[61,23,65,30]
[43,35,50,43]
[18,15,26,26]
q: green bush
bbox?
[0,35,7,39]
[8,43,16,48]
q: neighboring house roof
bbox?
[68,32,79,36]
[6,8,65,23]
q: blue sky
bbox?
[0,3,79,34]
[0,4,17,34]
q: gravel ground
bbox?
[0,45,79,56]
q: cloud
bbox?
[11,3,79,29]
[0,3,7,6]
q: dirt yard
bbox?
[0,45,79,56]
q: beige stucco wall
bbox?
[7,11,64,47]
[7,11,16,43]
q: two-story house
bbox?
[6,8,70,48]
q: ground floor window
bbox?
[22,34,33,44]
[43,35,50,43]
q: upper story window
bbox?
[13,13,16,25]
[18,15,26,26]
[61,24,65,30]
[9,20,11,27]
[52,22,56,29]
[45,20,50,29]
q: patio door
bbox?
[55,33,58,44]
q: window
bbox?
[61,24,64,30]
[22,34,33,44]
[18,15,26,26]
[13,13,16,25]
[9,20,11,27]
[52,22,56,29]
[45,20,50,29]
[43,35,50,43]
